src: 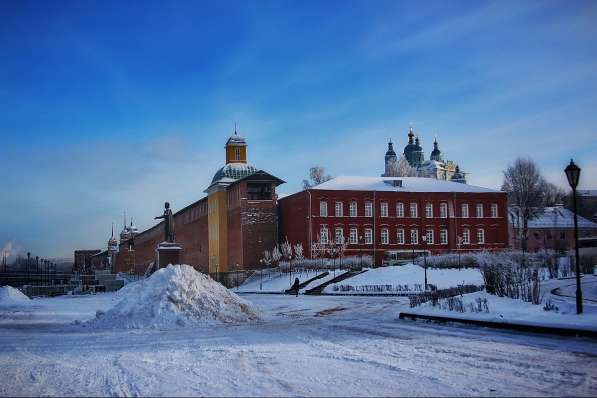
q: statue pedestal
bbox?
[156,242,183,269]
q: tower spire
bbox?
[111,222,114,238]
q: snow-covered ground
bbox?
[235,270,346,293]
[1,290,596,396]
[324,264,484,294]
[406,289,597,331]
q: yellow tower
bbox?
[206,130,256,275]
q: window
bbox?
[247,183,272,200]
[410,229,419,244]
[380,202,388,217]
[491,203,498,218]
[397,228,405,244]
[381,228,389,244]
[476,203,483,218]
[477,228,485,244]
[349,201,357,217]
[365,201,373,217]
[462,228,470,245]
[349,228,358,244]
[364,228,373,244]
[410,202,418,218]
[440,203,448,219]
[234,147,241,161]
[396,202,404,218]
[335,201,343,217]
[320,227,329,244]
[320,201,328,217]
[461,203,469,218]
[335,228,344,244]
[425,203,433,218]
[440,229,448,245]
[425,229,434,244]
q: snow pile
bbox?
[89,264,260,329]
[0,286,30,306]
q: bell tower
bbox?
[225,125,247,164]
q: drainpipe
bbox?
[308,189,312,259]
[373,190,376,266]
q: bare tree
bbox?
[501,157,546,251]
[387,155,418,177]
[541,180,567,206]
[303,166,333,190]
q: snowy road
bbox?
[0,294,596,396]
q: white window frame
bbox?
[461,203,469,218]
[234,147,241,161]
[491,203,498,218]
[425,203,433,218]
[440,229,448,245]
[320,201,328,217]
[477,228,485,244]
[335,228,344,244]
[349,228,358,244]
[397,228,405,245]
[476,203,483,218]
[462,228,470,245]
[380,202,388,217]
[396,202,404,218]
[335,201,343,217]
[320,227,329,244]
[410,229,418,244]
[410,202,418,218]
[349,201,357,217]
[440,202,448,219]
[364,228,373,244]
[380,228,389,244]
[365,201,373,217]
[425,229,434,244]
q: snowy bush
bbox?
[408,284,484,308]
[278,255,373,273]
[332,283,421,293]
[417,250,555,270]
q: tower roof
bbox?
[385,140,396,157]
[430,136,442,161]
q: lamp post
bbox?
[422,234,428,290]
[564,159,583,314]
[359,235,363,270]
[457,235,463,269]
[259,259,263,291]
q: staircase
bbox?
[305,269,368,295]
[284,271,329,294]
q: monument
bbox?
[155,202,183,269]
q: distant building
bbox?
[576,190,597,222]
[508,205,597,253]
[279,176,508,265]
[73,249,101,273]
[384,127,467,183]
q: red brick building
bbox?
[279,176,508,265]
[113,133,284,277]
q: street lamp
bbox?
[457,235,463,269]
[259,259,263,291]
[359,235,364,270]
[422,234,428,290]
[564,159,583,314]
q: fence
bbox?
[408,284,485,308]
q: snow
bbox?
[406,279,597,332]
[324,264,484,294]
[88,264,259,329]
[508,206,597,229]
[311,176,498,193]
[235,270,343,293]
[1,292,596,396]
[0,286,30,306]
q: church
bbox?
[107,131,284,281]
[383,127,466,183]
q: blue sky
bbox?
[1,0,596,259]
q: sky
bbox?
[1,0,596,259]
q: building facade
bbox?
[111,132,284,277]
[508,205,597,253]
[279,176,508,265]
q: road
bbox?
[0,293,596,396]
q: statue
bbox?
[155,202,175,243]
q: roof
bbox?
[578,190,597,197]
[211,163,258,184]
[508,206,597,229]
[225,134,247,146]
[310,176,499,193]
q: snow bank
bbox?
[88,265,260,329]
[0,285,30,306]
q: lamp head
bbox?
[565,159,581,189]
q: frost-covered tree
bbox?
[261,250,272,268]
[293,243,304,272]
[302,166,333,190]
[541,180,567,206]
[272,246,281,266]
[502,157,546,251]
[387,155,418,177]
[280,238,293,282]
